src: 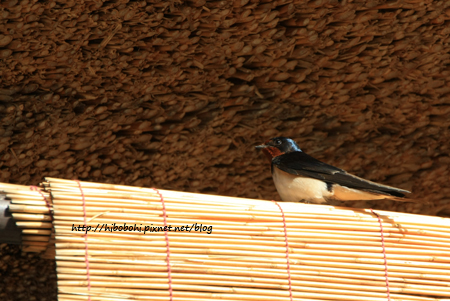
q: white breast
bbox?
[272,167,331,204]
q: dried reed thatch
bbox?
[3,178,450,301]
[1,0,450,216]
[1,0,450,299]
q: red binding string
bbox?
[273,201,293,301]
[152,188,173,301]
[30,186,53,222]
[371,209,391,301]
[75,180,91,301]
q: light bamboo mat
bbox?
[3,177,450,301]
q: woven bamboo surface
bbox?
[3,178,450,301]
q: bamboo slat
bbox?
[2,178,450,300]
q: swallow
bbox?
[256,137,412,204]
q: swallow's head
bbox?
[255,137,302,161]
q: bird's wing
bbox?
[272,152,410,197]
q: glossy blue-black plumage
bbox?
[258,137,410,198]
[265,137,302,153]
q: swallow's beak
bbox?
[255,144,268,149]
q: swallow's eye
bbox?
[275,139,282,145]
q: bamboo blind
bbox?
[3,177,450,301]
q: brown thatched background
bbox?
[1,0,450,299]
